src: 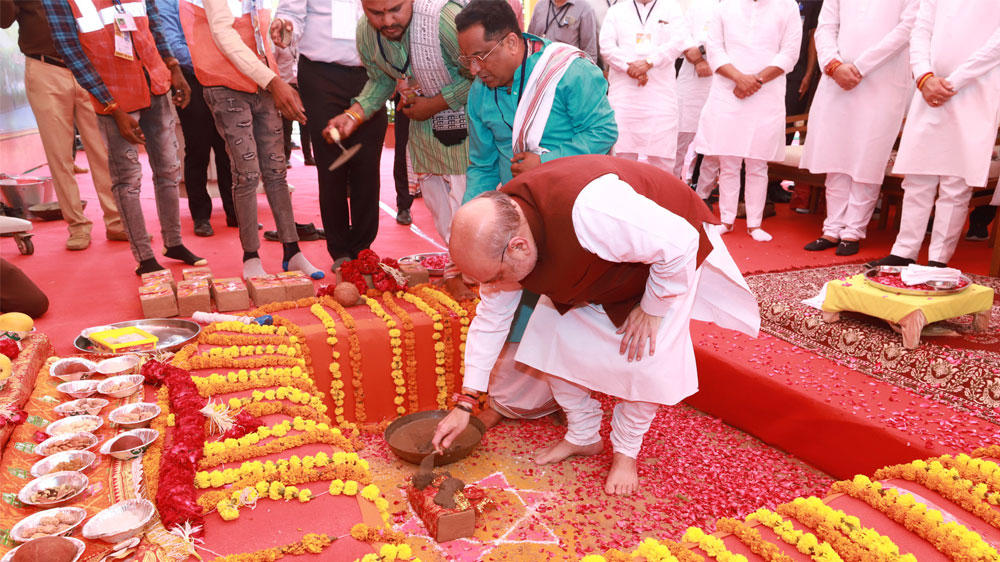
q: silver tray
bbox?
[73,319,200,354]
[399,252,450,276]
[863,267,972,297]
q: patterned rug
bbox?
[746,264,1000,423]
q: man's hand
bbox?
[510,151,541,176]
[267,76,306,123]
[324,109,362,143]
[694,60,712,78]
[270,18,293,48]
[616,304,662,362]
[920,76,956,108]
[733,72,762,99]
[399,96,444,121]
[637,73,648,87]
[797,72,813,99]
[432,408,471,453]
[626,60,652,79]
[168,64,191,109]
[111,107,145,145]
[831,63,862,91]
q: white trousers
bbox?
[615,152,675,176]
[547,374,659,458]
[694,156,720,199]
[890,174,973,264]
[488,342,559,420]
[822,172,880,241]
[417,173,466,243]
[674,132,696,180]
[717,156,768,228]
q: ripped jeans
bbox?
[97,94,183,263]
[203,87,298,253]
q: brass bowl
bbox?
[384,410,485,467]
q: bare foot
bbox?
[476,406,503,429]
[533,438,602,465]
[604,453,638,496]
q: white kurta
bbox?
[799,0,918,185]
[462,174,761,406]
[891,0,1000,188]
[676,0,718,134]
[600,0,691,158]
[692,0,801,161]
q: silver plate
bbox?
[863,267,973,297]
[399,252,450,276]
[73,318,200,354]
[18,471,89,507]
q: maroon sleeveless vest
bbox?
[501,155,720,327]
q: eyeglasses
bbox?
[458,35,508,68]
[484,234,513,284]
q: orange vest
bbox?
[69,0,171,113]
[179,0,276,94]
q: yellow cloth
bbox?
[822,273,994,324]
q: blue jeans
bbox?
[97,94,183,262]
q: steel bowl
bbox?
[17,471,89,507]
[97,375,144,398]
[384,410,485,466]
[56,380,100,399]
[75,319,200,354]
[399,252,450,276]
[45,415,103,437]
[50,358,98,383]
[82,499,154,544]
[108,403,161,430]
[11,506,87,542]
[54,398,109,417]
[30,450,97,478]
[35,432,100,457]
[863,267,973,297]
[96,354,141,377]
[1,535,85,562]
[99,429,159,461]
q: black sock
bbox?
[243,251,260,262]
[135,258,163,275]
[163,245,205,266]
[282,242,300,263]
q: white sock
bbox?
[243,257,268,278]
[287,252,324,280]
[749,228,773,242]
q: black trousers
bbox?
[283,84,313,162]
[297,56,387,260]
[392,104,413,212]
[176,70,236,223]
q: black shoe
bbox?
[264,222,323,242]
[926,260,948,268]
[804,238,838,251]
[767,184,792,203]
[866,254,915,268]
[396,209,412,225]
[835,240,860,256]
[303,156,315,166]
[193,220,214,237]
[965,222,990,241]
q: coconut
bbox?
[333,282,361,307]
[12,536,77,562]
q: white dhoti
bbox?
[487,342,559,419]
[417,174,466,243]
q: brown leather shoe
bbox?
[106,230,129,241]
[66,232,91,250]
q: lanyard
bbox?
[632,0,657,26]
[605,0,617,6]
[247,0,267,59]
[544,0,571,34]
[494,38,529,131]
[376,33,411,76]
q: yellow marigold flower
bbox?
[166,414,176,426]
[298,489,312,502]
[329,479,345,495]
[343,480,358,495]
[255,481,269,495]
[580,556,606,562]
[396,544,413,559]
[360,484,380,501]
[379,544,398,560]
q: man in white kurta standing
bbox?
[433,155,760,495]
[871,0,1000,268]
[799,0,918,257]
[600,0,692,173]
[692,0,800,242]
[675,0,718,184]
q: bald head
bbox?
[449,191,536,286]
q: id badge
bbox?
[114,29,134,60]
[635,32,652,47]
[115,12,137,31]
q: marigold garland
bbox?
[349,523,407,545]
[874,459,1000,527]
[240,400,329,424]
[310,302,348,425]
[198,425,356,470]
[399,290,447,408]
[419,285,473,386]
[776,496,915,562]
[196,451,371,490]
[831,475,999,561]
[142,385,171,502]
[746,508,843,562]
[936,453,1000,499]
[419,287,458,401]
[251,297,321,316]
[201,332,292,347]
[716,518,793,562]
[192,367,318,397]
[209,533,333,561]
[384,291,420,413]
[682,527,747,562]
[362,295,409,416]
[322,295,367,422]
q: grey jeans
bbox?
[97,94,183,262]
[202,86,298,252]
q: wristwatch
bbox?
[698,45,706,56]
